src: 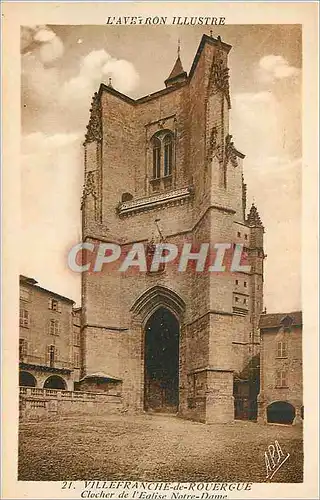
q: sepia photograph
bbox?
[17,22,305,486]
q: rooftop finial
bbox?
[210,30,213,38]
[247,202,264,229]
[164,41,187,87]
[108,77,113,88]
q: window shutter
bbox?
[25,340,29,356]
[48,298,52,310]
[277,342,281,357]
[283,371,288,387]
[57,302,62,313]
[46,345,51,365]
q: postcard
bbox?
[1,2,319,499]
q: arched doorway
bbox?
[144,307,179,413]
[19,371,37,387]
[267,401,296,424]
[43,375,67,390]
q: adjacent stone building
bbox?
[19,275,80,390]
[258,311,303,425]
[79,33,265,423]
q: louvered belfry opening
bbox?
[144,307,179,413]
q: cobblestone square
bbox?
[18,414,303,483]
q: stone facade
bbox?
[258,311,303,425]
[80,34,265,423]
[19,275,78,390]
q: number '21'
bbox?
[62,481,74,489]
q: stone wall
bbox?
[19,387,122,422]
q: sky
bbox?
[21,24,302,311]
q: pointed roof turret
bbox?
[165,39,188,87]
[247,203,264,229]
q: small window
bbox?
[243,298,247,305]
[74,351,80,368]
[276,370,288,388]
[48,345,56,368]
[20,309,29,328]
[48,298,61,312]
[20,287,30,301]
[235,297,239,303]
[19,338,27,359]
[244,234,248,240]
[237,232,241,238]
[235,280,239,285]
[277,341,288,358]
[49,319,60,336]
[244,281,247,287]
[74,331,80,346]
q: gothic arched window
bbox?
[163,133,173,177]
[152,137,161,179]
[150,131,175,189]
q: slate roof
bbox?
[20,274,75,304]
[259,311,302,329]
[165,55,187,84]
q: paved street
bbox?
[18,413,303,482]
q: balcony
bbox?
[118,186,194,216]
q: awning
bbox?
[79,372,122,382]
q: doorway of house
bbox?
[267,401,296,424]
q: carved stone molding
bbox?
[208,45,231,108]
[118,186,193,217]
[242,174,247,219]
[84,92,102,144]
[224,134,238,168]
[81,171,97,209]
[246,203,264,229]
[207,126,223,165]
